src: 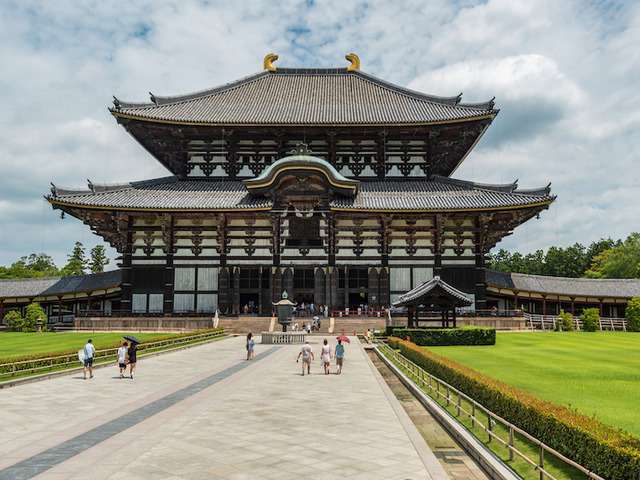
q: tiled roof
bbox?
[0,277,60,299]
[486,270,640,299]
[49,176,553,212]
[49,177,271,210]
[392,276,473,307]
[0,271,121,300]
[335,176,553,211]
[110,68,497,126]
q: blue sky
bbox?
[0,0,638,266]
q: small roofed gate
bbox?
[392,276,472,328]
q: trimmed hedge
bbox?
[390,327,496,346]
[0,328,225,375]
[387,337,640,479]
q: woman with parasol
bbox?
[123,335,140,379]
[335,335,350,374]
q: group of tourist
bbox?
[297,338,346,376]
[245,333,346,376]
[80,338,138,380]
[294,302,329,318]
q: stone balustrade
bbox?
[260,332,307,344]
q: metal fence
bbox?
[376,342,605,480]
[0,329,226,381]
[523,313,627,331]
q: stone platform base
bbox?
[72,317,215,332]
[70,315,525,333]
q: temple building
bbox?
[46,53,555,317]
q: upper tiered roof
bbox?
[111,57,497,126]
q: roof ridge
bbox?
[431,175,518,193]
[112,71,268,109]
[0,276,61,283]
[111,68,497,113]
[511,272,640,283]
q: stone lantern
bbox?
[273,290,295,332]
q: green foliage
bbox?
[585,233,640,279]
[3,310,23,331]
[89,245,110,273]
[557,309,574,331]
[0,253,60,279]
[60,241,88,276]
[487,235,633,279]
[23,303,47,332]
[390,327,496,346]
[389,337,640,479]
[580,308,600,332]
[626,298,640,332]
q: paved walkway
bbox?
[0,336,449,480]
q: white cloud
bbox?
[0,0,639,266]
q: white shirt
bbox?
[301,344,313,360]
[84,343,96,359]
[117,346,127,363]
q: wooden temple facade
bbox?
[47,54,555,317]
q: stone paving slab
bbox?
[1,336,449,479]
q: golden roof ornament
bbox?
[263,53,279,72]
[345,53,360,71]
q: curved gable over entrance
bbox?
[243,153,359,198]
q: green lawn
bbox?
[0,332,178,361]
[428,332,640,438]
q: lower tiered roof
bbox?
[48,175,553,212]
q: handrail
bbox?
[0,329,225,379]
[523,312,627,332]
[376,341,605,480]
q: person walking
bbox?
[117,341,128,379]
[82,339,96,380]
[297,340,314,376]
[335,339,345,374]
[246,332,255,360]
[320,338,332,375]
[127,341,138,379]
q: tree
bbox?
[23,303,47,332]
[89,245,110,273]
[580,308,600,332]
[0,253,59,279]
[585,233,640,279]
[61,241,88,276]
[3,310,23,331]
[557,310,574,331]
[625,297,640,332]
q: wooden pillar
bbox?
[379,267,390,309]
[258,266,263,315]
[433,214,442,278]
[542,296,547,316]
[314,267,326,306]
[368,267,380,309]
[344,265,349,311]
[474,216,487,311]
[570,298,575,315]
[598,299,603,316]
[514,291,519,311]
[452,307,457,328]
[163,215,174,314]
[120,216,133,314]
[232,267,240,315]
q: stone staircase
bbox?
[219,315,388,335]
